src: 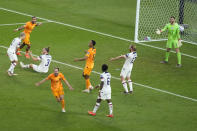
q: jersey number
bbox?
[45,59,51,66]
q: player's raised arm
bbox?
[35,78,47,86]
[14,25,25,32]
[74,56,88,62]
[109,55,125,61]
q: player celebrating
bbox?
[156,16,182,67]
[14,16,42,58]
[74,40,96,93]
[7,32,26,76]
[88,64,113,118]
[20,47,52,73]
[110,45,137,94]
[35,68,73,112]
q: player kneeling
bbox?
[35,68,73,112]
[20,47,52,73]
[88,64,113,118]
[7,32,26,76]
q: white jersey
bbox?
[37,54,52,73]
[122,52,137,70]
[100,72,111,92]
[8,37,21,53]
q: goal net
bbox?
[134,0,197,45]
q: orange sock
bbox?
[86,79,91,89]
[61,99,65,109]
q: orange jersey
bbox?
[85,48,96,68]
[46,73,66,91]
[23,21,36,34]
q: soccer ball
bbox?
[179,25,184,32]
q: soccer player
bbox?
[20,47,52,73]
[14,16,42,58]
[35,68,73,112]
[88,64,113,118]
[7,32,26,76]
[110,45,137,94]
[156,16,182,67]
[74,40,96,93]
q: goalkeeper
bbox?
[156,16,182,67]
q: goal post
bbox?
[134,0,197,45]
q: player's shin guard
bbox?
[8,62,16,74]
[177,52,181,64]
[108,102,113,115]
[93,102,100,113]
[86,79,91,89]
[165,52,170,62]
[61,99,65,109]
[122,81,128,93]
[128,80,133,92]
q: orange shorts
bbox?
[23,33,30,44]
[52,88,64,98]
[83,67,92,76]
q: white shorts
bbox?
[32,64,47,73]
[7,51,18,61]
[98,90,111,100]
[120,67,132,78]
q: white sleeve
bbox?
[100,75,104,82]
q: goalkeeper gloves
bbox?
[178,39,182,47]
[156,29,161,35]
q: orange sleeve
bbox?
[85,50,90,57]
[46,74,53,80]
[60,73,66,81]
[24,22,30,28]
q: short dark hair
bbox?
[45,47,50,53]
[32,16,36,19]
[102,64,108,72]
[54,67,59,71]
[171,16,175,19]
[130,45,137,51]
[91,40,96,46]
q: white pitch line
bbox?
[0,7,197,60]
[0,45,196,102]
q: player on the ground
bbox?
[7,32,26,76]
[88,64,113,118]
[14,16,42,58]
[110,45,137,94]
[156,16,182,67]
[35,68,73,112]
[20,47,52,73]
[74,40,96,93]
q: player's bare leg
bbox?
[121,76,129,94]
[175,48,182,67]
[127,77,133,94]
[106,99,113,118]
[88,99,101,116]
[161,48,171,64]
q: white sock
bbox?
[8,63,16,74]
[23,64,29,68]
[108,102,113,115]
[93,102,100,113]
[128,80,133,92]
[122,81,128,92]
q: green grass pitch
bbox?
[0,0,197,131]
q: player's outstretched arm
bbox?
[29,51,39,61]
[63,79,74,90]
[74,56,88,62]
[36,22,42,26]
[35,78,47,86]
[14,25,25,32]
[110,55,125,61]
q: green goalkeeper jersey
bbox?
[162,23,180,41]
